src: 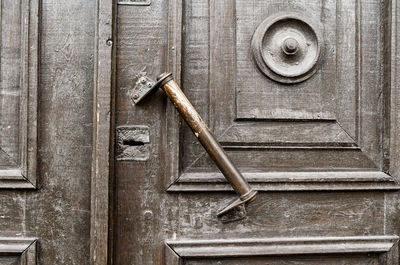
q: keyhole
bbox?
[123,139,145,146]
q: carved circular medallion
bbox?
[251,13,324,84]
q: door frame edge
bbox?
[90,0,116,264]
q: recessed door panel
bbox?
[169,0,397,191]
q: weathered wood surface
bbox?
[115,1,170,264]
[166,235,398,264]
[114,0,400,264]
[1,0,399,264]
[90,0,115,264]
[26,0,94,263]
[0,0,94,264]
[177,0,394,188]
[183,255,377,265]
[167,236,398,256]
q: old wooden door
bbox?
[102,0,400,264]
[0,0,95,264]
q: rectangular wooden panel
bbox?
[0,0,39,189]
[235,0,336,121]
[163,0,400,191]
[171,192,385,239]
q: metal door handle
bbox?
[130,72,257,222]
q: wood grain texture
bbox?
[163,0,183,191]
[0,0,94,264]
[90,0,115,264]
[167,236,398,257]
[25,0,94,263]
[114,1,170,264]
[388,0,400,182]
[0,256,19,265]
[170,171,398,191]
[173,192,385,239]
[385,0,400,244]
[183,255,378,265]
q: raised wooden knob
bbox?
[282,37,299,55]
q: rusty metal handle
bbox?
[130,72,257,221]
[156,73,257,219]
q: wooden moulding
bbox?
[165,236,399,264]
[0,237,38,265]
[164,0,400,192]
[0,0,39,189]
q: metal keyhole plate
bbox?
[251,12,324,84]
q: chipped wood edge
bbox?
[165,236,399,262]
[0,237,38,265]
[90,0,115,264]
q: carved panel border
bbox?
[0,0,39,189]
[164,0,400,191]
[0,237,37,265]
[165,236,399,264]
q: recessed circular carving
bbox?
[251,12,324,84]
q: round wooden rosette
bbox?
[251,12,324,84]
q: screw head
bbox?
[132,93,139,100]
[143,210,153,220]
[139,77,147,84]
[106,39,113,46]
[238,210,246,218]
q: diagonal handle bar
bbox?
[131,72,257,221]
